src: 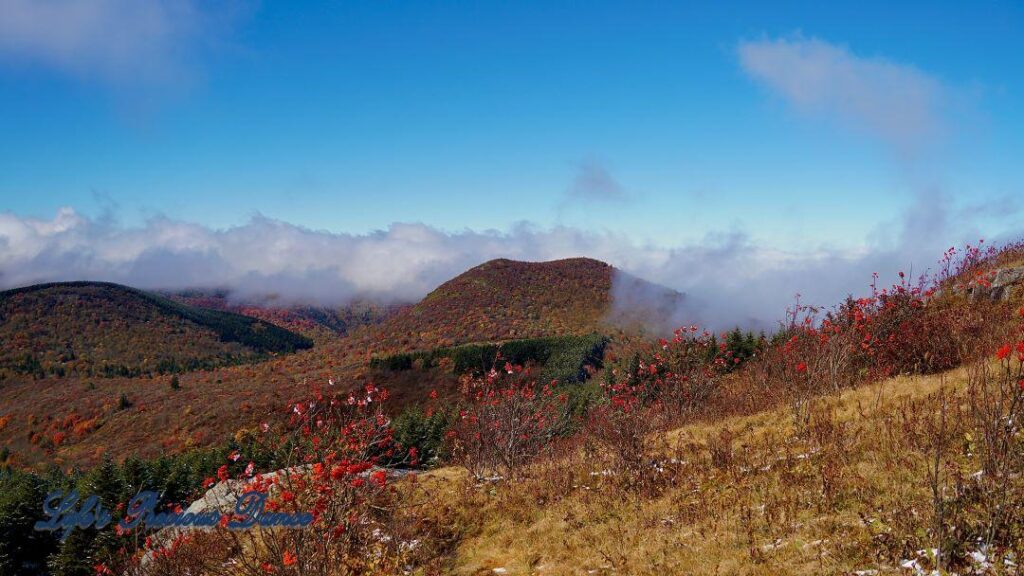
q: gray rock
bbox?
[990,267,1024,300]
[137,465,311,569]
[134,464,408,572]
[964,266,1024,301]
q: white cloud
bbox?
[738,36,947,155]
[0,0,242,87]
[0,205,1007,331]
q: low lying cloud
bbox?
[0,205,1012,331]
[738,36,948,156]
[0,208,642,304]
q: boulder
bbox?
[966,266,1024,301]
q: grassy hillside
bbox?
[0,282,312,379]
[393,244,1024,575]
[418,366,1010,575]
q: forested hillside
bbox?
[0,282,312,380]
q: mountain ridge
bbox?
[0,281,313,379]
[365,257,651,351]
[0,258,681,469]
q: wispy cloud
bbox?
[0,0,247,90]
[738,36,948,156]
[564,158,628,204]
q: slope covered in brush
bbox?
[166,288,402,342]
[368,257,683,351]
[0,282,312,379]
[368,257,614,350]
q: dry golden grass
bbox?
[413,366,1013,575]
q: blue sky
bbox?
[2,1,1020,247]
[0,1,1022,322]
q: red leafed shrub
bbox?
[125,382,438,576]
[445,361,571,479]
[959,314,1024,551]
[617,326,724,413]
[851,278,954,378]
[233,384,425,575]
[759,266,1010,414]
[843,268,1012,380]
[588,327,723,479]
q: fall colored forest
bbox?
[2,246,1024,575]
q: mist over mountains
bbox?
[0,197,1015,331]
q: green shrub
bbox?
[391,407,452,466]
[370,334,609,385]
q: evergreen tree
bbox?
[0,470,58,575]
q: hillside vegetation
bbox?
[367,258,616,351]
[0,260,636,470]
[0,282,312,379]
[167,289,402,342]
[420,365,1015,575]
[98,243,1024,575]
[4,247,1024,576]
[370,334,609,385]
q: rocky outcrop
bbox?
[136,466,308,569]
[966,266,1024,301]
[136,464,409,571]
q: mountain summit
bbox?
[370,257,684,350]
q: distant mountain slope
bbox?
[0,261,684,468]
[367,258,613,350]
[367,257,685,351]
[0,282,313,379]
[607,270,691,333]
[166,289,403,342]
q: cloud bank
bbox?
[0,206,1009,331]
[738,36,947,156]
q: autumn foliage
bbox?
[443,361,571,479]
[3,243,1024,574]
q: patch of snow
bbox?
[899,549,941,576]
